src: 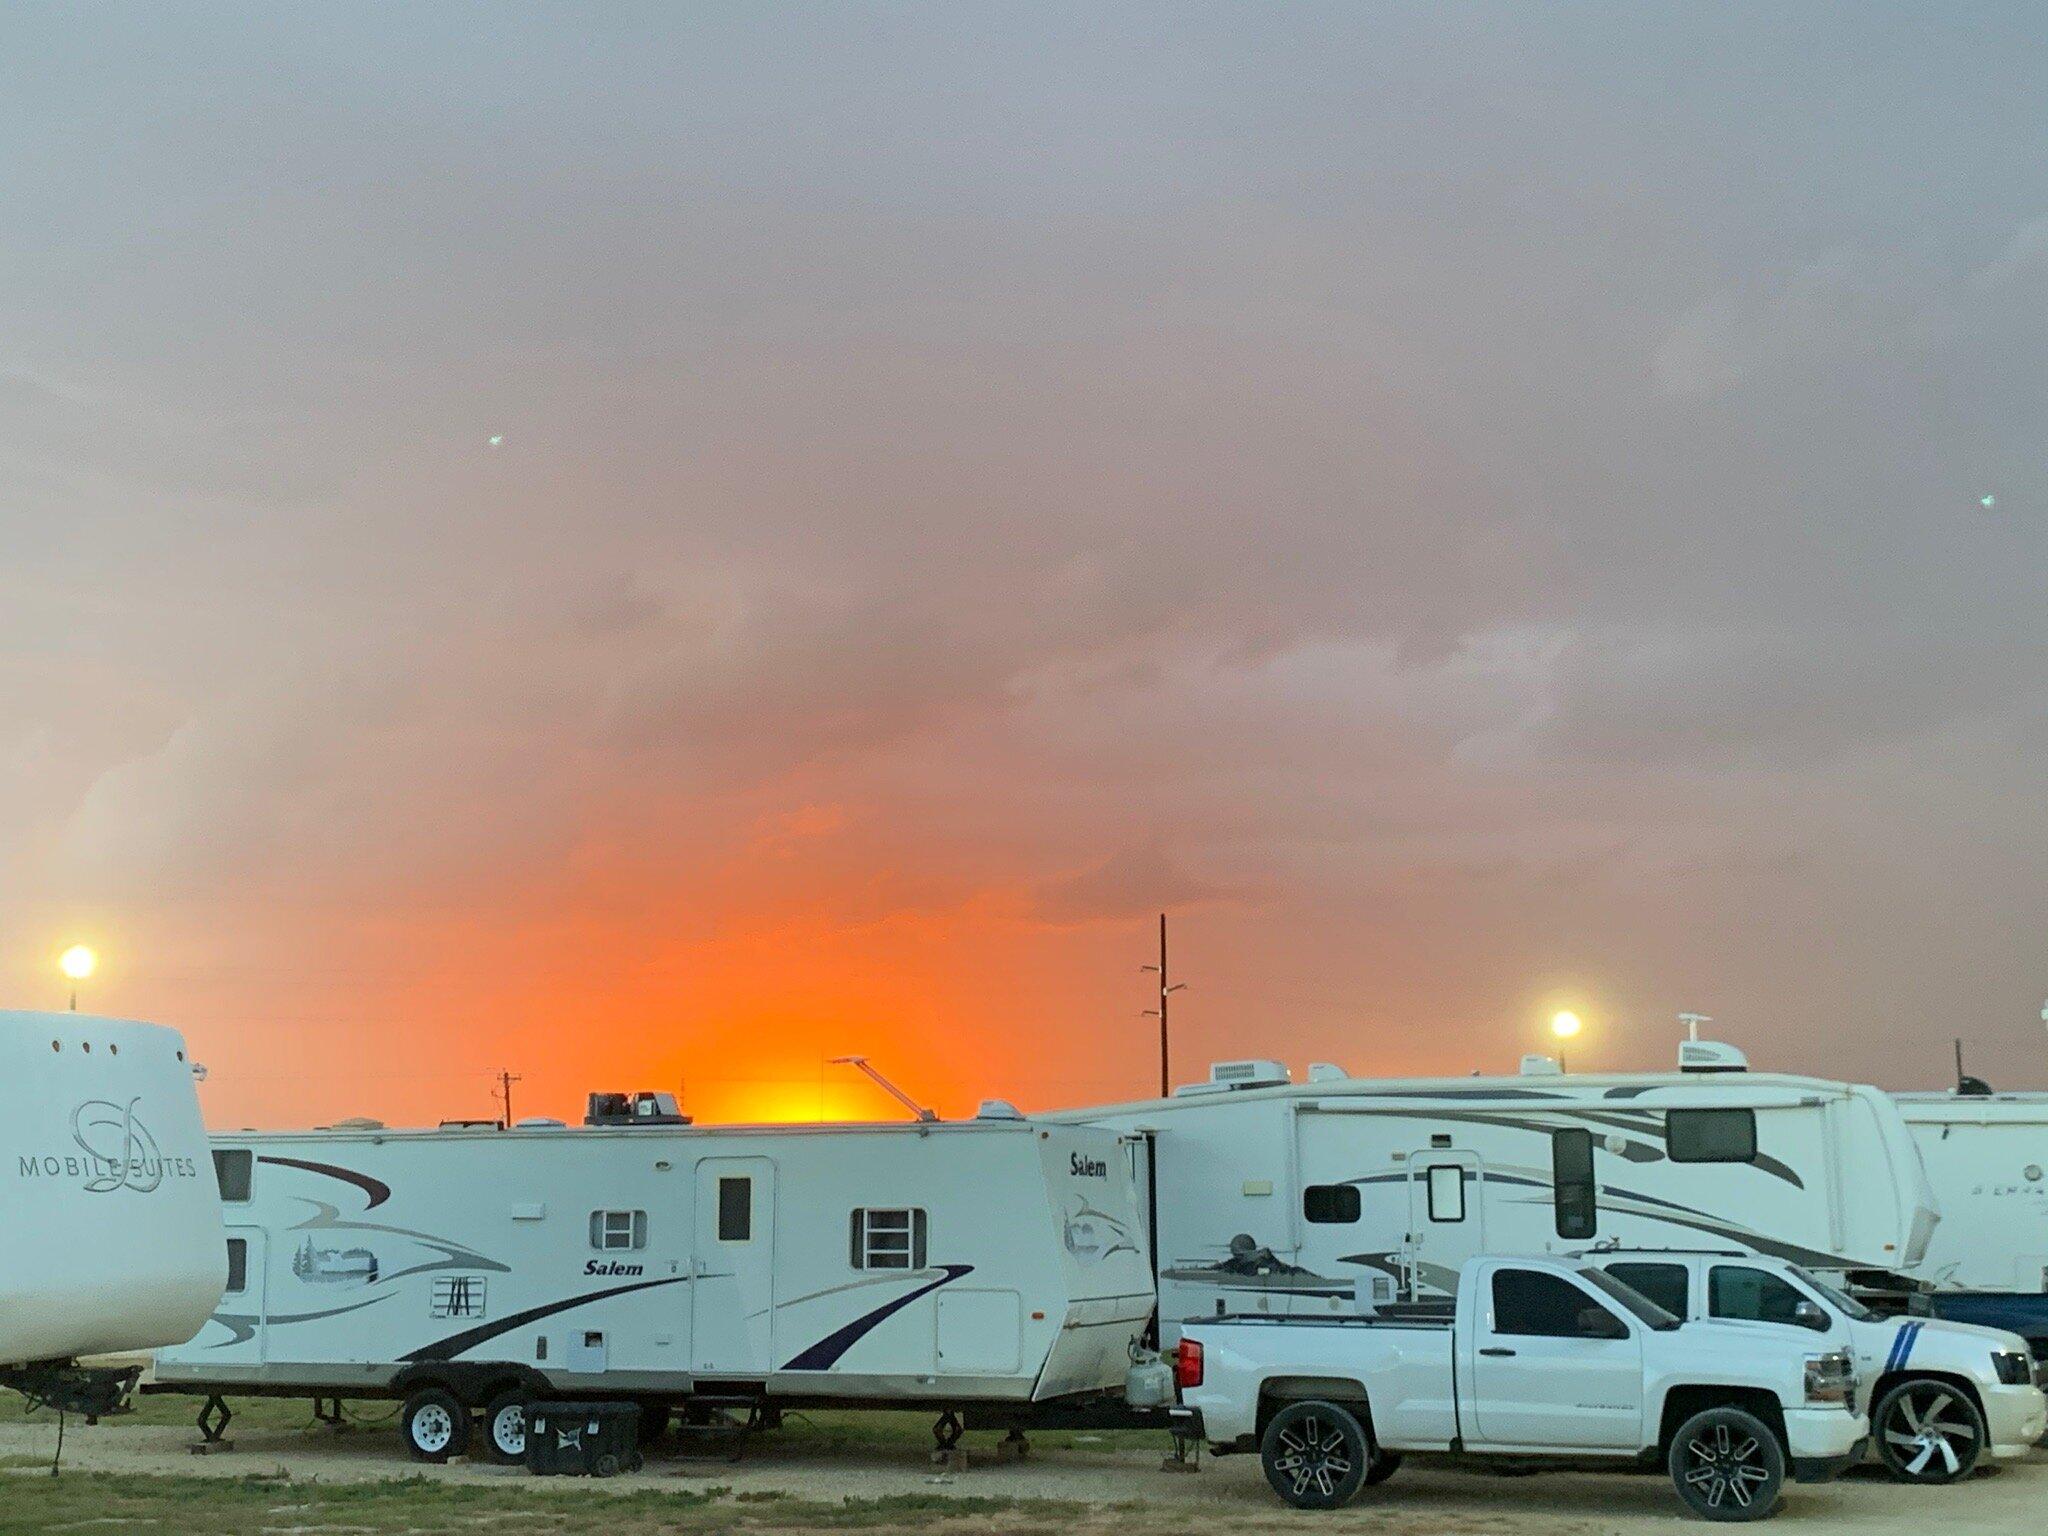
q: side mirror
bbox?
[1793,1300,1829,1331]
[1579,1306,1628,1339]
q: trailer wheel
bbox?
[593,1451,621,1478]
[1668,1406,1784,1521]
[401,1386,472,1463]
[1873,1379,1984,1483]
[481,1390,529,1465]
[1363,1448,1403,1485]
[1260,1400,1370,1509]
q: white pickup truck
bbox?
[1580,1247,2045,1483]
[1176,1254,1864,1521]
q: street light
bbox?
[1550,1010,1582,1071]
[60,945,97,1012]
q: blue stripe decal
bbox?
[1897,1321,1922,1369]
[1882,1326,1903,1374]
[781,1264,975,1371]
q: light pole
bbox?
[1550,1010,1583,1072]
[60,945,97,1012]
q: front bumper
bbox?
[1981,1383,2047,1458]
[1782,1405,1868,1483]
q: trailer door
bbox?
[212,1227,267,1364]
[1405,1151,1485,1298]
[691,1158,776,1374]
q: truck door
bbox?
[1405,1151,1484,1299]
[691,1158,776,1374]
[1469,1265,1643,1449]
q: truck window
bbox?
[1606,1261,1688,1317]
[1550,1129,1596,1239]
[1425,1165,1465,1222]
[1303,1184,1361,1223]
[1709,1265,1825,1328]
[1491,1268,1621,1338]
[1666,1109,1757,1164]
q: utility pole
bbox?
[1141,913,1186,1098]
[495,1069,522,1129]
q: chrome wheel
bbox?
[1877,1381,1983,1483]
[1260,1400,1369,1509]
[1273,1412,1354,1499]
[1668,1406,1784,1521]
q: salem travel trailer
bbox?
[1055,1042,1937,1342]
[149,1098,1155,1461]
[1894,1090,2048,1352]
[1,1011,227,1415]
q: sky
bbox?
[3,3,2046,1130]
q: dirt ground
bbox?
[3,1407,2047,1535]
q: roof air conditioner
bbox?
[1678,1040,1749,1073]
[1519,1054,1563,1077]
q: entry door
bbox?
[1404,1152,1485,1299]
[1470,1265,1644,1448]
[212,1227,267,1363]
[691,1158,776,1374]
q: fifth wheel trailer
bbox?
[1055,1042,1937,1342]
[149,1096,1156,1461]
[1,1010,227,1413]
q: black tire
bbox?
[1668,1406,1785,1521]
[480,1390,528,1465]
[1872,1378,1986,1484]
[636,1403,670,1449]
[1260,1400,1371,1510]
[1364,1448,1404,1486]
[593,1451,621,1478]
[401,1386,472,1464]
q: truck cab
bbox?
[1178,1254,1864,1521]
[1580,1247,2045,1483]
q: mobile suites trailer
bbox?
[1056,1044,1936,1342]
[150,1100,1155,1460]
[1894,1091,2048,1351]
[1,1011,227,1414]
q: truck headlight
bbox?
[1804,1350,1854,1405]
[1991,1350,2033,1386]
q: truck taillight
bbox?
[1174,1339,1204,1389]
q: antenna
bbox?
[1678,1011,1711,1043]
[829,1056,937,1123]
[1140,912,1187,1097]
[1955,1038,1965,1094]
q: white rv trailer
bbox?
[150,1095,1155,1460]
[1,1011,227,1414]
[1893,1090,2048,1350]
[1054,1042,1937,1343]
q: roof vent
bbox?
[1306,1063,1347,1082]
[515,1116,569,1129]
[1677,1040,1749,1073]
[585,1091,691,1127]
[324,1116,385,1131]
[975,1098,1026,1120]
[1519,1054,1563,1077]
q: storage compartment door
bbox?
[935,1289,1021,1374]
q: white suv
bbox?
[1584,1249,2044,1483]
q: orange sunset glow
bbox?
[7,9,2047,1127]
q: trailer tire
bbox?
[594,1452,621,1478]
[401,1386,472,1463]
[481,1390,529,1465]
[1872,1378,1984,1483]
[1668,1406,1784,1521]
[1260,1400,1370,1509]
[1363,1448,1403,1485]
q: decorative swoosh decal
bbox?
[258,1155,391,1210]
[401,1275,694,1362]
[781,1264,975,1370]
[207,1292,395,1347]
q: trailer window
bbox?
[1710,1265,1826,1329]
[1606,1261,1688,1317]
[1424,1165,1465,1223]
[225,1238,248,1294]
[1551,1128,1597,1239]
[1491,1268,1621,1339]
[588,1209,648,1250]
[1666,1109,1757,1164]
[213,1149,253,1203]
[850,1208,928,1269]
[718,1177,752,1241]
[1303,1184,1361,1224]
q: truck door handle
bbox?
[1479,1347,1516,1357]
